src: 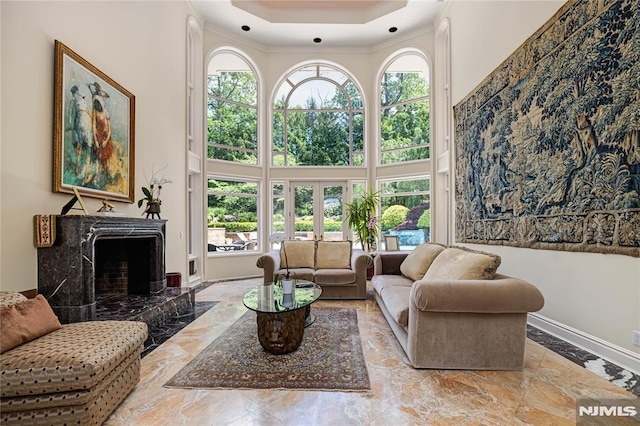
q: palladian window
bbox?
[272,64,364,166]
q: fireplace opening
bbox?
[95,238,154,295]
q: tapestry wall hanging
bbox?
[454,0,639,257]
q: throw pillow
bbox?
[424,246,501,280]
[316,241,352,269]
[280,240,316,269]
[1,294,62,353]
[399,242,446,281]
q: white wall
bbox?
[202,28,434,281]
[1,1,191,291]
[0,0,3,284]
[439,1,640,356]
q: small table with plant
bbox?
[243,282,322,355]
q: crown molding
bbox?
[203,20,434,55]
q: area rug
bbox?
[164,307,370,391]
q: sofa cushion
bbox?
[314,269,356,285]
[379,286,412,327]
[281,240,316,269]
[276,268,314,283]
[400,242,446,281]
[0,291,28,308]
[316,241,351,269]
[424,246,501,280]
[0,349,140,413]
[1,295,62,354]
[1,321,147,397]
[372,274,414,296]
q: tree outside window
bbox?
[207,52,258,164]
[379,178,431,249]
[272,64,364,166]
[207,178,259,252]
[380,55,430,165]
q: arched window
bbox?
[272,64,364,166]
[207,51,258,164]
[379,54,430,164]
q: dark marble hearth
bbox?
[142,301,218,357]
[95,283,219,357]
[96,287,195,328]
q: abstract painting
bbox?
[53,40,135,203]
[454,0,639,257]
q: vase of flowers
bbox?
[279,240,294,294]
[138,164,172,219]
[345,189,380,251]
[366,216,378,252]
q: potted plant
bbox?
[345,188,380,251]
[138,164,172,218]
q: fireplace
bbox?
[37,216,166,323]
[94,238,158,295]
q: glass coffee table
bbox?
[243,282,322,355]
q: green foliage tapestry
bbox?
[454,0,639,257]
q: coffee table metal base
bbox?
[256,309,306,354]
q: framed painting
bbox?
[53,40,135,203]
[384,235,399,251]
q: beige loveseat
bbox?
[373,243,544,370]
[256,240,373,299]
[0,291,147,425]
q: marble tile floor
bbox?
[142,301,218,358]
[526,326,640,397]
[105,278,638,425]
[96,288,209,358]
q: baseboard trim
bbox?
[205,275,261,284]
[528,313,640,376]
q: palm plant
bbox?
[345,189,380,251]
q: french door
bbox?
[289,181,347,242]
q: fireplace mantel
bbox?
[37,215,167,323]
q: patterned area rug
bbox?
[164,307,370,391]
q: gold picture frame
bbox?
[53,40,135,203]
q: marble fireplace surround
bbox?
[37,215,167,323]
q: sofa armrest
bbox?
[373,252,409,276]
[351,249,373,271]
[256,250,281,284]
[410,274,544,314]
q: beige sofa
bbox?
[256,240,373,299]
[372,243,544,370]
[0,291,147,425]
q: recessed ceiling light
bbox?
[313,37,322,43]
[389,27,398,33]
[241,25,250,31]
